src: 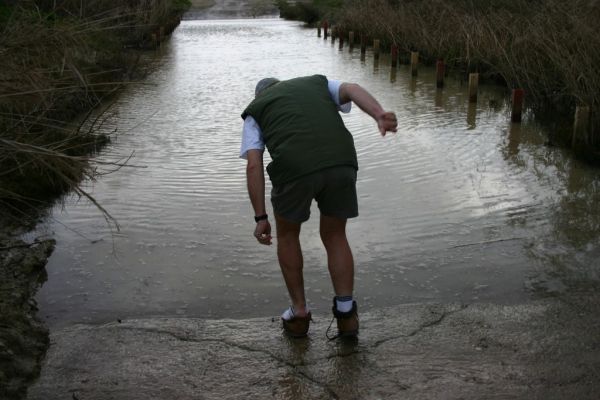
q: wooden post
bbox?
[373,39,380,60]
[410,51,419,76]
[338,31,344,49]
[468,73,479,103]
[349,31,355,48]
[360,35,366,60]
[323,20,328,39]
[507,122,521,157]
[317,26,321,37]
[467,102,477,129]
[436,59,445,88]
[572,105,591,150]
[511,89,525,123]
[434,88,443,108]
[391,44,398,68]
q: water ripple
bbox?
[34,19,600,328]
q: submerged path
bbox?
[29,296,599,399]
[185,0,278,19]
[29,17,600,399]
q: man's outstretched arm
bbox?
[246,149,272,245]
[339,83,398,136]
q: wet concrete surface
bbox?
[28,295,599,399]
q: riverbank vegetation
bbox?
[1,3,189,397]
[0,0,190,224]
[277,0,600,160]
[275,0,341,23]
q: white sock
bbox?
[281,306,309,321]
[336,296,353,313]
[281,307,295,321]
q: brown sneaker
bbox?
[282,311,312,338]
[332,299,359,338]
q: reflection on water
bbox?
[502,121,600,294]
[34,19,600,328]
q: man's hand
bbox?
[339,83,398,136]
[377,112,398,136]
[254,219,272,245]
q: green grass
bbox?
[0,4,14,24]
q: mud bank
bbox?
[0,224,55,399]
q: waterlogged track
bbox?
[185,0,277,19]
[35,19,600,327]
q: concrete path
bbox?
[28,296,599,399]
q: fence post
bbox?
[410,51,419,76]
[391,44,398,68]
[572,105,591,151]
[467,102,477,129]
[317,26,321,37]
[360,35,366,60]
[436,59,445,88]
[468,73,479,103]
[323,20,328,39]
[511,89,525,123]
[338,31,344,49]
[373,39,380,60]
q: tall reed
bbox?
[336,0,600,146]
[0,1,189,222]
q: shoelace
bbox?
[325,316,340,341]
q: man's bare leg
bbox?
[320,214,358,336]
[319,215,354,296]
[275,214,308,317]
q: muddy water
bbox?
[34,19,600,327]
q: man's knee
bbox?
[319,216,348,246]
[275,213,302,240]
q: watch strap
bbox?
[254,214,268,223]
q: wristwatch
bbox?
[254,214,268,223]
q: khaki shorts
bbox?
[271,166,358,223]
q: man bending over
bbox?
[240,75,397,338]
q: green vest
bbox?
[242,75,358,185]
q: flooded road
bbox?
[35,19,600,328]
